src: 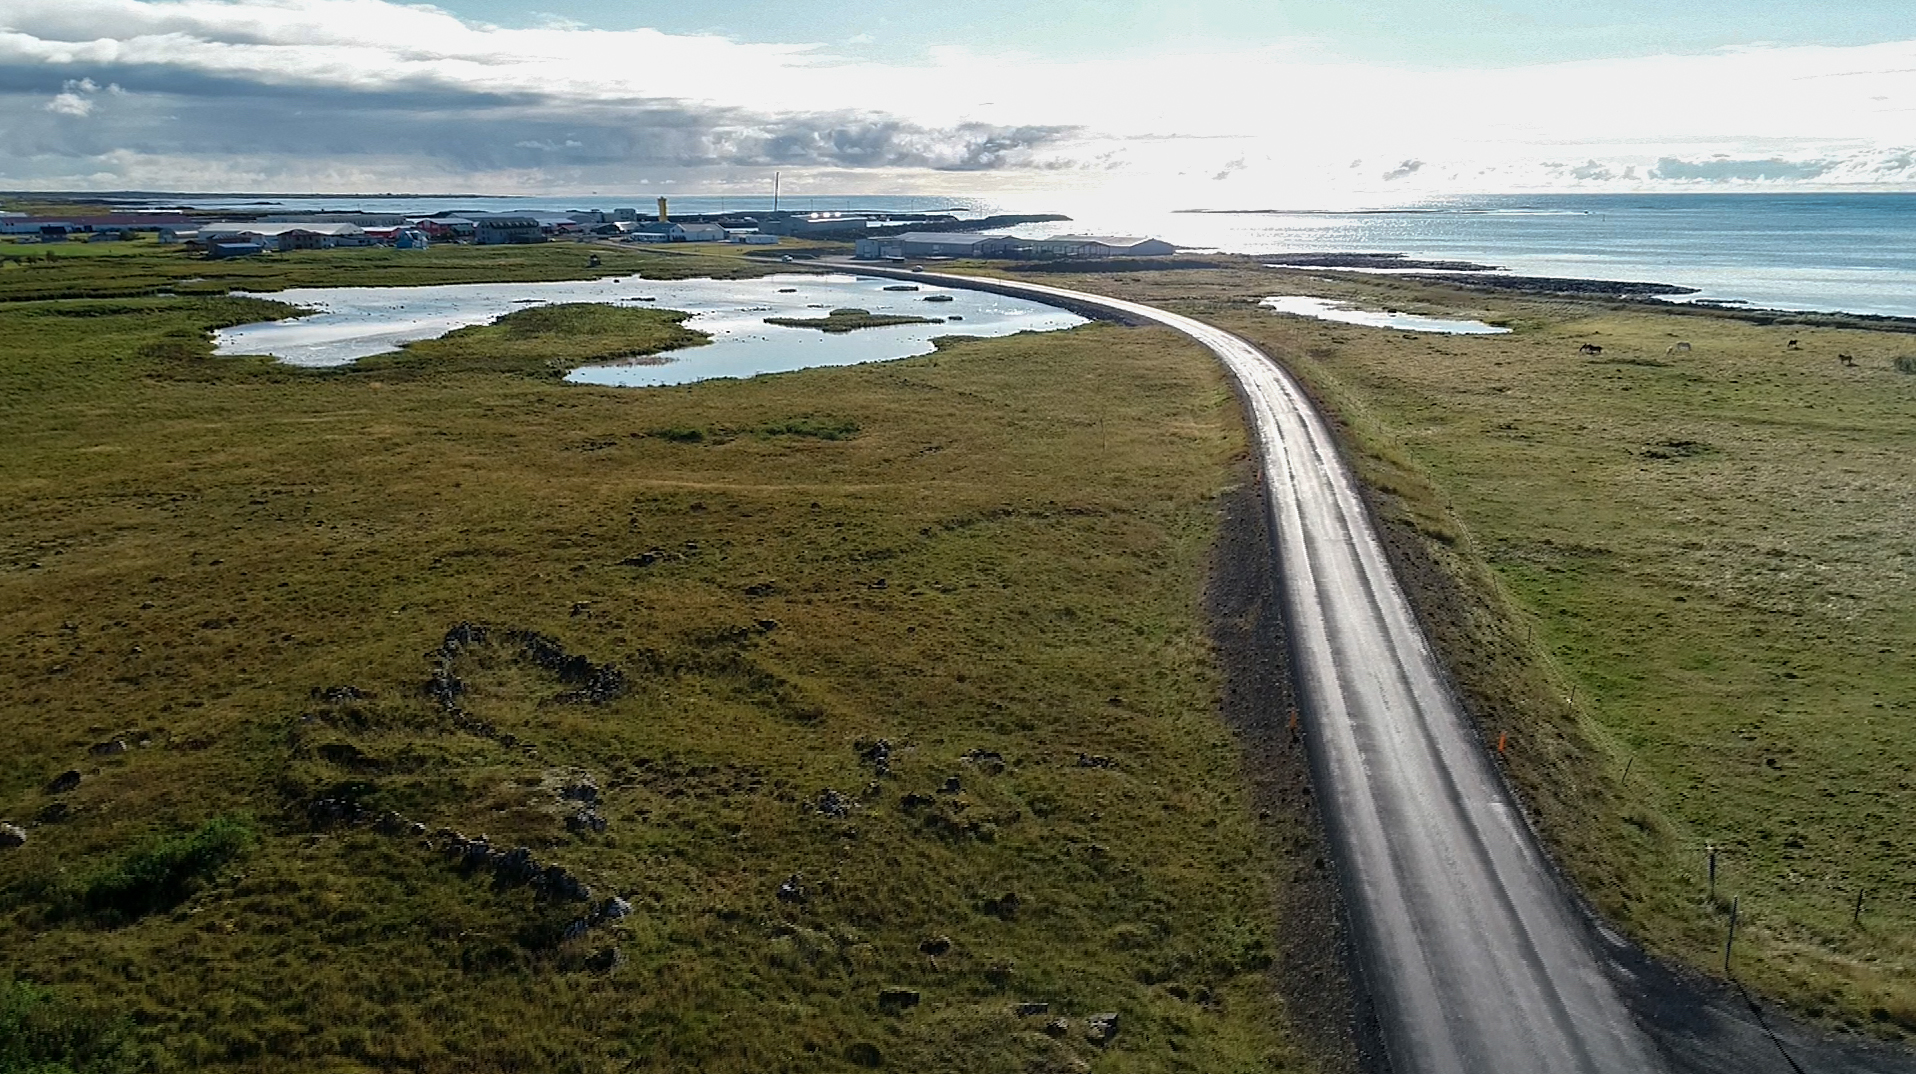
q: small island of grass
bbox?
[763,307,942,333]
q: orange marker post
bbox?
[1497,732,1508,754]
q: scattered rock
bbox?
[982,891,1020,920]
[0,823,25,849]
[512,628,626,704]
[309,685,369,703]
[816,788,853,818]
[984,961,1014,986]
[1043,1017,1070,1038]
[565,810,608,833]
[743,581,777,597]
[856,738,893,777]
[776,873,810,904]
[43,770,81,795]
[599,895,633,921]
[1076,753,1116,769]
[919,935,952,957]
[560,778,599,804]
[619,551,662,567]
[1085,1012,1119,1044]
[899,793,934,811]
[961,748,1005,774]
[585,945,624,971]
[1015,1002,1050,1017]
[878,987,921,1012]
[307,797,364,826]
[88,740,128,757]
[940,775,962,794]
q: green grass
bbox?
[60,816,256,923]
[0,236,791,303]
[0,271,1326,1072]
[1,976,129,1074]
[1015,264,1916,1037]
[763,308,945,333]
[350,304,710,380]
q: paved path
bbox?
[849,265,1664,1074]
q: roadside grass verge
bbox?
[1192,274,1916,1037]
[0,288,1330,1072]
[933,262,1916,1038]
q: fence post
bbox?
[1723,896,1740,977]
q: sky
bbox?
[1,0,1913,204]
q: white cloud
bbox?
[0,0,1912,198]
[43,76,101,116]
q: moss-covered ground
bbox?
[0,245,1326,1073]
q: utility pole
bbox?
[773,171,780,213]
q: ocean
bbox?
[117,191,1916,319]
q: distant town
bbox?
[0,197,1177,263]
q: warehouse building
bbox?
[854,232,1021,260]
[1026,234,1177,258]
[473,215,546,245]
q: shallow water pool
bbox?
[214,273,1085,386]
[1259,295,1510,335]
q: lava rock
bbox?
[776,874,810,904]
[599,895,633,921]
[0,823,25,848]
[962,748,1005,774]
[1085,1012,1120,1045]
[560,779,599,804]
[856,738,893,777]
[1076,753,1116,769]
[982,891,1021,920]
[88,740,128,757]
[585,945,625,971]
[1043,1018,1070,1038]
[918,935,952,957]
[565,811,608,833]
[1015,1002,1050,1017]
[43,770,80,795]
[877,987,921,1013]
[816,788,853,818]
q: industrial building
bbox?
[1027,235,1178,258]
[473,216,546,245]
[197,222,368,251]
[855,232,1022,259]
[633,221,728,242]
[854,231,1177,261]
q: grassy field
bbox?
[0,234,794,303]
[955,259,1916,1039]
[0,245,1331,1072]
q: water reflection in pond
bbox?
[1260,295,1510,335]
[215,274,1085,386]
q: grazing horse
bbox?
[1578,343,1603,355]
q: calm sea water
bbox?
[128,192,1916,318]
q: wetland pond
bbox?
[215,273,1086,386]
[1260,295,1510,335]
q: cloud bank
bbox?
[1,0,1913,200]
